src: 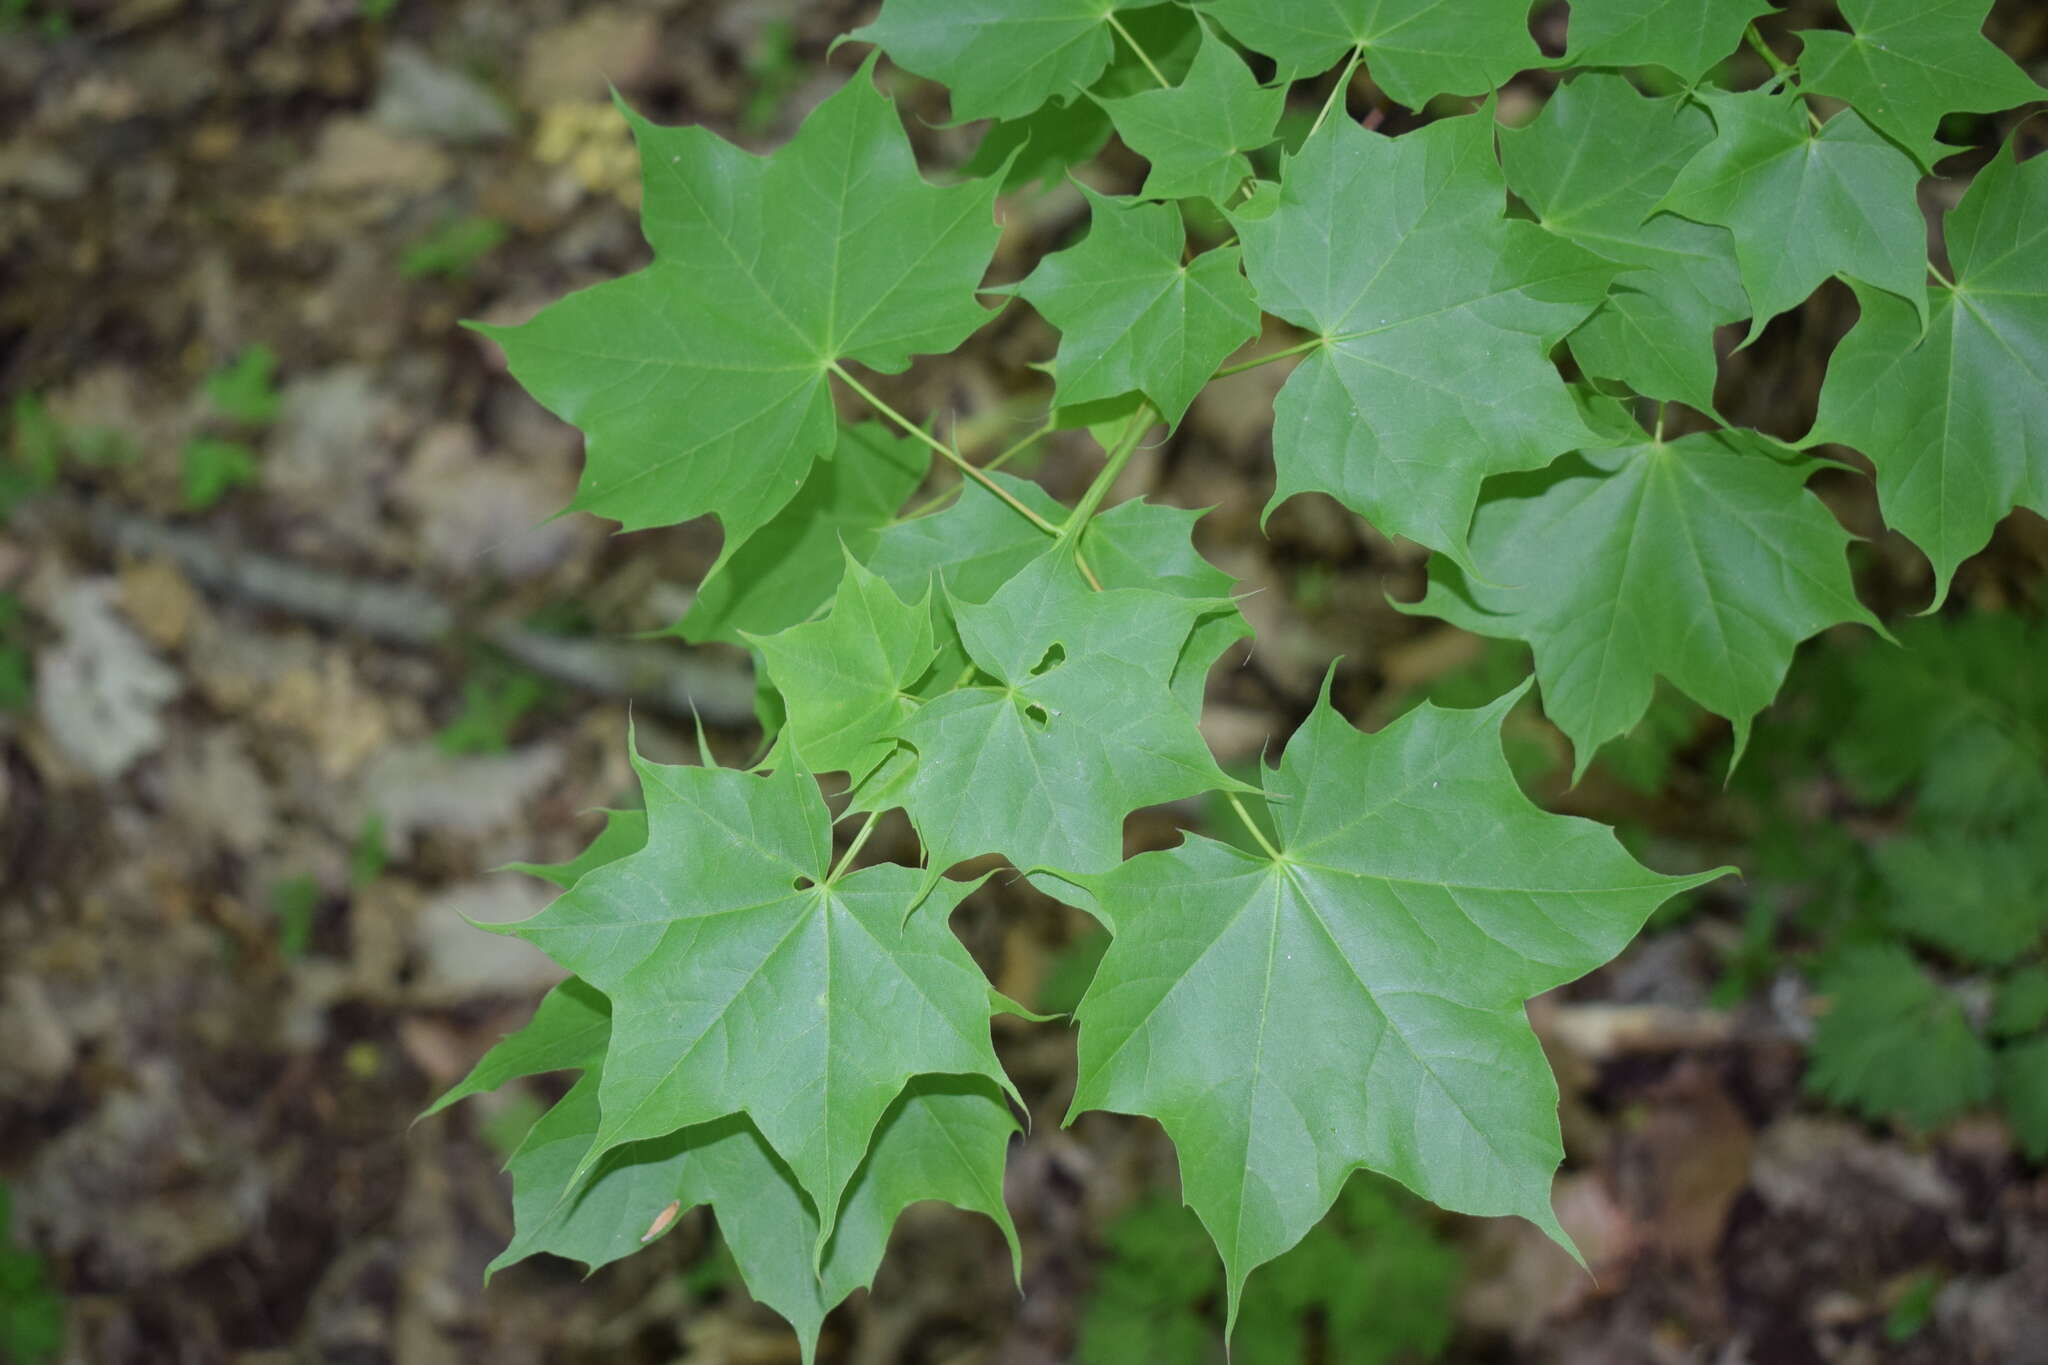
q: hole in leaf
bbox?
[1024,702,1051,729]
[1030,643,1065,676]
[793,874,818,892]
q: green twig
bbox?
[1061,404,1154,547]
[1929,260,1957,290]
[829,361,1061,538]
[1743,23,1791,76]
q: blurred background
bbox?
[2,1,2047,1362]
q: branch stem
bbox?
[1061,405,1153,545]
[1929,260,1957,289]
[1106,12,1170,89]
[1308,44,1366,140]
[829,361,1061,538]
[1743,23,1791,75]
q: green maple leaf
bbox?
[1657,89,1927,344]
[1102,25,1284,204]
[1015,187,1262,427]
[1233,109,1616,566]
[851,0,1151,123]
[895,550,1241,876]
[682,425,927,644]
[1406,428,1876,775]
[1197,0,1539,108]
[1501,74,1748,415]
[478,63,998,561]
[1807,141,2047,606]
[494,747,1013,1242]
[867,471,1248,715]
[964,98,1115,192]
[1798,0,2044,171]
[1060,687,1723,1321]
[753,552,937,783]
[503,810,650,889]
[430,985,1017,1365]
[1560,0,1772,83]
[422,976,615,1120]
[2003,1035,2048,1161]
[1807,944,1993,1130]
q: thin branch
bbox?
[891,419,1053,525]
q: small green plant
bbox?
[423,3,2046,1358]
[400,214,509,280]
[1078,1174,1459,1364]
[434,660,549,755]
[179,344,282,511]
[202,344,282,425]
[740,21,804,134]
[0,595,31,713]
[0,1186,64,1365]
[270,875,319,960]
[1720,615,2048,1155]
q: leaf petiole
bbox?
[1106,11,1170,89]
[1212,334,1326,379]
[891,419,1054,525]
[1308,44,1367,141]
[1223,791,1286,863]
[827,809,883,885]
[828,360,1063,538]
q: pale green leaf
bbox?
[1197,0,1540,108]
[851,0,1151,123]
[498,750,1011,1241]
[480,64,997,560]
[1103,26,1284,204]
[753,553,937,782]
[1406,428,1876,776]
[1561,0,1771,83]
[1807,944,1994,1130]
[867,471,1247,714]
[1808,141,2048,606]
[895,550,1238,875]
[1500,74,1747,414]
[421,976,613,1120]
[1798,0,2044,170]
[1657,89,1928,344]
[1233,109,1617,566]
[683,424,928,644]
[1016,187,1262,427]
[445,992,1018,1364]
[1063,687,1723,1322]
[503,810,650,890]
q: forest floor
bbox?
[3,2,2047,1363]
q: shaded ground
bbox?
[3,2,2048,1362]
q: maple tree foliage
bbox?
[433,1,2046,1356]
